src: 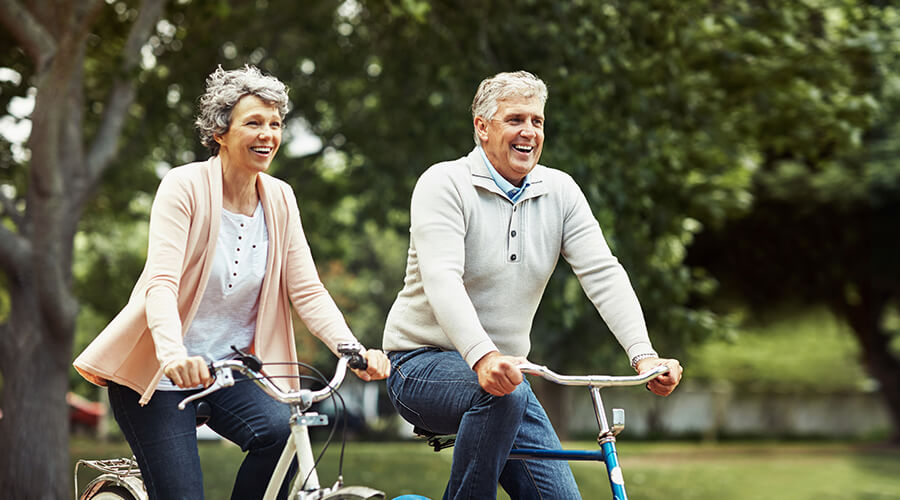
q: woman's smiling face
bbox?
[215,94,283,173]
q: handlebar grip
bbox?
[347,353,368,371]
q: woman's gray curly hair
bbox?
[471,71,548,145]
[195,65,290,156]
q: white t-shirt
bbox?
[158,202,268,390]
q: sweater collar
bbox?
[465,147,548,203]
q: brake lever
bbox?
[230,345,263,372]
[177,366,235,410]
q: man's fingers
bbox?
[487,367,521,396]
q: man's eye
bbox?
[508,118,522,124]
[533,120,544,128]
[246,121,258,126]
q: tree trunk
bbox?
[0,312,74,499]
[0,2,165,497]
[842,291,900,444]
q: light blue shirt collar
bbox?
[478,147,531,202]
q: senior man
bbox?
[383,70,683,499]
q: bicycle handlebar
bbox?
[177,342,367,410]
[517,362,669,388]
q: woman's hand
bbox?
[164,356,213,389]
[351,349,391,381]
[635,357,683,396]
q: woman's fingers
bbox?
[164,356,211,388]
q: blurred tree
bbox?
[0,1,167,496]
[688,3,900,442]
[266,0,881,374]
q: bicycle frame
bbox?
[176,344,384,500]
[504,363,668,500]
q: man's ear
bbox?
[474,116,489,142]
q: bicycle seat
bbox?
[412,426,456,452]
[195,400,212,427]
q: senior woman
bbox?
[74,65,390,500]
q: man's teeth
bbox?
[512,145,533,153]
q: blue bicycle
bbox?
[413,363,670,500]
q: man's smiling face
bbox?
[475,95,545,187]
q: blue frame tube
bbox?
[601,440,628,500]
[507,449,606,461]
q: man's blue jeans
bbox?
[108,373,296,500]
[387,348,581,500]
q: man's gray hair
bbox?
[195,65,290,156]
[471,71,548,145]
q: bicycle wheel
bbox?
[85,484,136,500]
[79,475,146,500]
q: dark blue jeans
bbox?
[387,348,581,500]
[108,374,296,500]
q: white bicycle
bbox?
[75,343,386,500]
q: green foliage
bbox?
[687,307,870,393]
[2,1,890,381]
[683,5,900,438]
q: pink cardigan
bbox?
[74,157,358,405]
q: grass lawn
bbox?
[71,438,900,499]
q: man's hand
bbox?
[473,351,525,396]
[164,356,213,389]
[351,349,391,381]
[635,357,683,396]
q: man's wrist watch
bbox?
[630,352,659,370]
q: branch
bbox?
[0,0,56,72]
[86,0,167,180]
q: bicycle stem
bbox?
[590,386,612,437]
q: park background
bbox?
[2,0,900,498]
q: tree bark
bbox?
[0,293,73,500]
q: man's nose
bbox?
[519,123,537,138]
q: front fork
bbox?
[591,387,628,500]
